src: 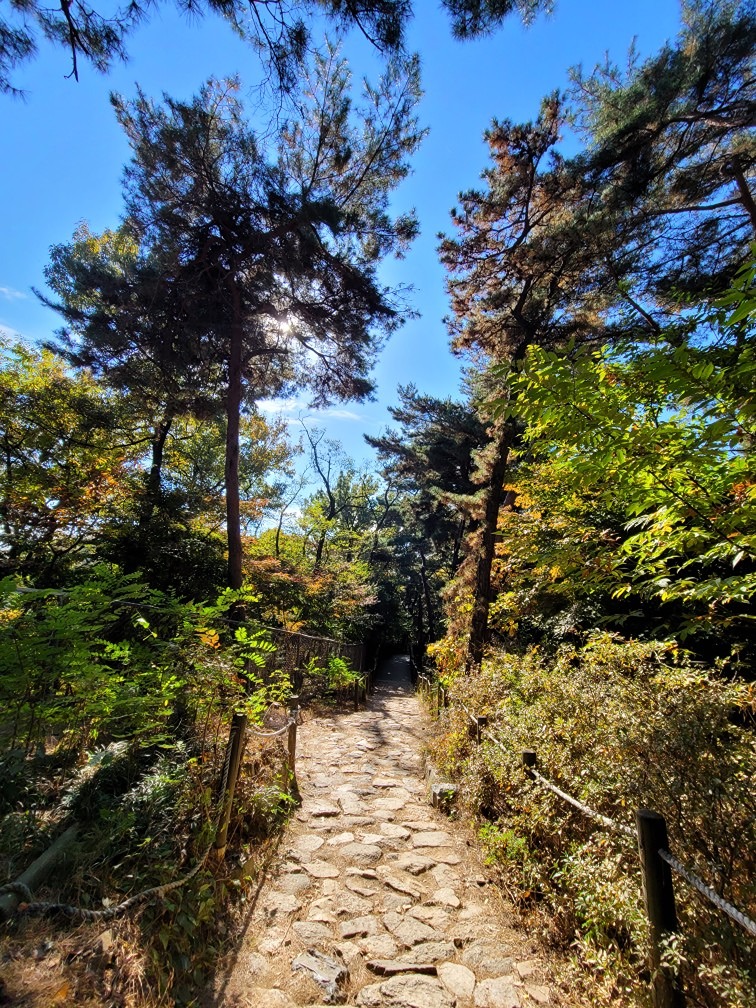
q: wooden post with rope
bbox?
[636,809,684,1008]
[287,694,300,799]
[213,711,247,857]
[475,715,488,744]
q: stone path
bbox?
[212,656,567,1008]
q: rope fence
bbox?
[418,671,755,1007]
[526,760,636,840]
[660,849,756,939]
[0,729,238,922]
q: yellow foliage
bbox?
[196,628,220,649]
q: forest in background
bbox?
[1,0,755,1005]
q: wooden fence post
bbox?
[636,809,684,1008]
[522,749,537,778]
[475,715,488,744]
[214,711,248,856]
[0,824,80,921]
[287,694,300,786]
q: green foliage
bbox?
[0,0,551,100]
[479,821,531,869]
[0,568,288,759]
[498,269,756,657]
[0,567,182,752]
[303,654,361,691]
[325,655,360,688]
[441,635,756,1006]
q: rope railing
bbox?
[247,719,296,739]
[416,671,755,1006]
[1,732,238,922]
[527,762,635,840]
[659,849,756,939]
[0,698,301,923]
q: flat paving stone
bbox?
[384,913,438,948]
[291,921,333,944]
[380,822,411,840]
[399,941,458,964]
[373,796,409,811]
[275,873,312,895]
[474,977,522,1007]
[438,961,477,1000]
[378,872,423,899]
[345,879,381,897]
[525,985,552,1004]
[327,831,356,845]
[307,801,341,817]
[390,853,436,875]
[462,942,517,978]
[303,859,341,879]
[339,841,384,864]
[262,892,301,916]
[291,834,325,854]
[428,887,461,908]
[360,934,401,959]
[412,831,455,848]
[408,905,449,930]
[357,973,455,1008]
[339,914,384,938]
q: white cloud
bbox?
[256,399,362,422]
[319,408,362,421]
[257,397,308,415]
[0,323,21,340]
[0,286,27,301]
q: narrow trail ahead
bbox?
[211,656,566,1008]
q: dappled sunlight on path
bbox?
[209,655,567,1007]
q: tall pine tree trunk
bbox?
[451,516,466,571]
[418,548,435,641]
[465,423,513,673]
[225,308,244,591]
[140,412,173,527]
[216,292,246,856]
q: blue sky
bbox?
[1,0,682,468]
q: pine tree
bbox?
[1,0,551,96]
[439,96,605,669]
[47,55,424,592]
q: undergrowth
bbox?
[0,730,293,1007]
[427,632,756,1007]
[0,569,348,1006]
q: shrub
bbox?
[435,633,756,1007]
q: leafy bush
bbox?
[433,633,756,1007]
[302,653,361,696]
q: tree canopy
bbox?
[0,0,551,95]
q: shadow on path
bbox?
[205,651,562,1007]
[373,653,413,690]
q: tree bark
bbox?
[451,516,466,572]
[465,423,513,673]
[140,412,173,526]
[418,548,435,641]
[225,298,244,591]
[732,166,756,235]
